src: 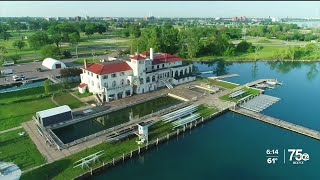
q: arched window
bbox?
[112,80,116,87]
[127,79,131,85]
[175,71,178,77]
[146,77,150,83]
[121,79,125,85]
[180,70,183,76]
[152,76,156,82]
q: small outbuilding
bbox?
[36,105,73,127]
[42,58,66,70]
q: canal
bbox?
[52,96,182,144]
[92,61,320,179]
[0,79,46,93]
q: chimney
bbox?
[84,59,87,69]
[150,48,154,60]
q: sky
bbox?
[1,1,320,18]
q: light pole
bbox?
[91,50,95,61]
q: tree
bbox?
[96,24,106,34]
[12,40,27,51]
[60,68,82,78]
[0,46,8,61]
[287,47,296,61]
[85,23,96,37]
[28,32,51,50]
[50,34,63,48]
[236,40,253,53]
[254,46,262,61]
[128,25,141,38]
[44,80,52,94]
[68,32,80,59]
[40,45,61,59]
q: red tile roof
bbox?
[140,51,150,57]
[152,53,182,64]
[79,83,88,88]
[82,62,132,75]
[131,55,146,60]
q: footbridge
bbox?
[230,107,320,140]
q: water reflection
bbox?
[199,59,233,75]
[306,63,319,81]
[251,62,258,79]
[267,61,302,74]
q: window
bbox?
[152,66,154,70]
[96,75,99,79]
[139,61,144,64]
[112,81,116,87]
[104,82,108,88]
[112,73,116,78]
[162,64,164,68]
[152,76,156,82]
[157,65,159,69]
[120,72,125,76]
[91,72,93,76]
[127,79,131,85]
[103,75,108,79]
[146,77,150,83]
[121,79,125,85]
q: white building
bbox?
[42,58,67,70]
[78,48,195,102]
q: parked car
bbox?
[36,68,42,72]
[20,75,26,80]
[12,75,21,81]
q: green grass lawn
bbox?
[0,128,46,170]
[0,86,46,105]
[219,87,261,102]
[196,105,219,118]
[53,93,84,109]
[199,78,239,89]
[72,58,102,65]
[1,31,129,64]
[76,92,93,98]
[0,97,56,131]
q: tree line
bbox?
[129,23,254,59]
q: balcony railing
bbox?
[104,84,132,91]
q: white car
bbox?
[12,75,21,81]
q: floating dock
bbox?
[239,94,280,112]
[230,107,320,140]
[208,74,240,79]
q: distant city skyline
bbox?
[1,1,320,18]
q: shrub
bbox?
[63,50,72,58]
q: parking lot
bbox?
[0,62,60,86]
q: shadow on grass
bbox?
[21,159,72,180]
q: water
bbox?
[93,61,320,179]
[52,96,182,144]
[0,80,45,93]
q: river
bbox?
[93,61,320,180]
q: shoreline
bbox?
[187,58,320,63]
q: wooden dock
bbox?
[208,74,240,79]
[230,107,320,140]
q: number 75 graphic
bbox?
[287,149,310,161]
